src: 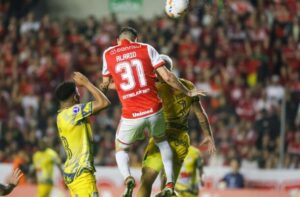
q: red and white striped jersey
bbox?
[102,39,165,119]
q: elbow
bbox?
[101,98,111,110]
[103,99,111,108]
[94,99,111,113]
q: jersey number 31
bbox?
[116,59,147,91]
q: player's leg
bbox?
[37,183,52,197]
[148,111,175,195]
[168,130,190,181]
[115,140,135,197]
[137,138,162,197]
[137,167,159,197]
[115,117,146,197]
[67,172,98,197]
[155,130,190,197]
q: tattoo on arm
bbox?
[99,79,111,94]
[193,101,214,139]
[99,83,109,94]
[199,119,213,138]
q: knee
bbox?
[115,140,130,152]
[140,169,157,186]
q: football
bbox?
[165,0,190,18]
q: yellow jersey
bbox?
[175,146,202,195]
[56,102,95,184]
[33,148,61,184]
[156,79,199,131]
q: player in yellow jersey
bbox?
[55,72,110,197]
[175,145,203,197]
[137,55,215,197]
[32,139,63,197]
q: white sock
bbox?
[156,140,174,183]
[116,150,131,180]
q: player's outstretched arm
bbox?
[156,66,205,97]
[0,168,23,195]
[192,101,216,155]
[73,72,111,113]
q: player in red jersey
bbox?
[99,27,204,197]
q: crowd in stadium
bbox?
[0,0,299,183]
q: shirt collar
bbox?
[120,39,132,45]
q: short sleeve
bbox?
[147,45,165,69]
[71,102,93,123]
[102,51,111,76]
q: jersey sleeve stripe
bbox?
[117,138,133,145]
[102,72,111,76]
[102,49,111,76]
[153,60,165,69]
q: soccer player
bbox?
[0,168,23,196]
[32,138,63,197]
[56,72,110,197]
[175,145,204,197]
[99,27,204,196]
[137,55,215,197]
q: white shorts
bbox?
[116,110,166,147]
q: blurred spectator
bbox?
[12,151,29,185]
[220,158,245,189]
[0,0,298,179]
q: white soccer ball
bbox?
[165,0,190,18]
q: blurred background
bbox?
[0,0,299,196]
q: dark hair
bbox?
[55,81,76,101]
[119,26,138,39]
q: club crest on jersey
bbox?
[73,106,80,114]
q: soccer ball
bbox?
[165,0,190,18]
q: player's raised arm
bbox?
[73,72,111,113]
[192,100,216,155]
[155,57,205,97]
[0,168,23,196]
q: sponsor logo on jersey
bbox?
[132,108,153,117]
[73,106,80,114]
[109,45,141,55]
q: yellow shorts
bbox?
[175,183,199,197]
[67,172,98,197]
[143,129,190,180]
[37,183,52,197]
[177,192,197,197]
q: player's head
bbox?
[38,138,48,151]
[118,26,138,43]
[230,157,241,173]
[159,54,173,71]
[55,81,80,105]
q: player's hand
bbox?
[8,168,23,186]
[199,136,216,155]
[186,88,206,97]
[73,72,91,87]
